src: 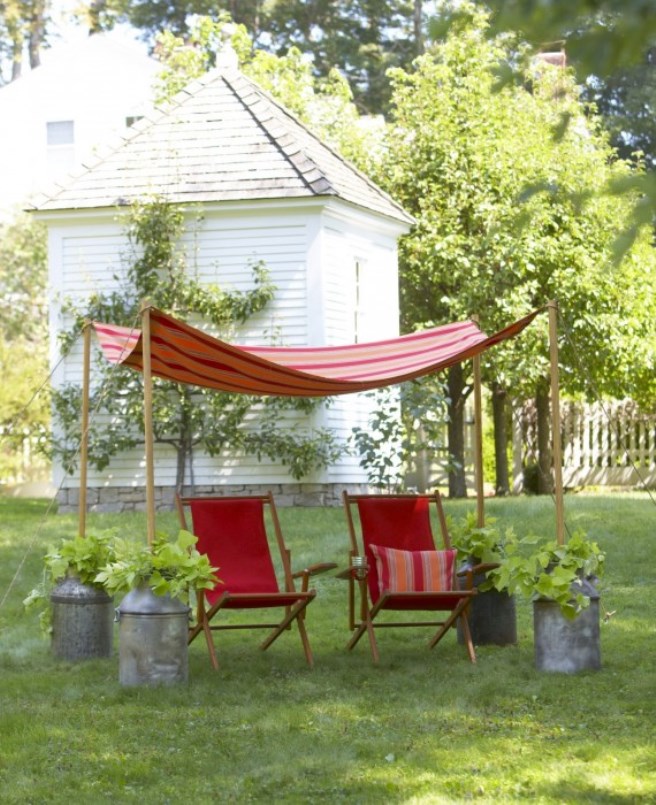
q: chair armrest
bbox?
[292,562,338,580]
[334,564,370,581]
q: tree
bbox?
[378,7,656,496]
[87,1,427,114]
[262,0,425,114]
[583,47,656,170]
[0,0,48,82]
[0,212,49,481]
[433,0,656,255]
[51,197,346,489]
[350,377,449,492]
[435,1,656,80]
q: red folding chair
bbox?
[177,492,335,669]
[342,492,477,663]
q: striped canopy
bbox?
[92,307,539,397]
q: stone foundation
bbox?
[56,483,367,513]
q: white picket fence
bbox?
[3,401,654,493]
[512,399,656,490]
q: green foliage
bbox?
[584,53,656,170]
[351,386,406,491]
[434,0,656,258]
[350,378,449,491]
[450,512,519,569]
[441,0,656,81]
[138,3,425,115]
[381,6,656,410]
[488,529,606,618]
[0,0,47,82]
[451,510,605,617]
[94,529,218,602]
[0,212,47,341]
[51,195,345,485]
[23,531,118,633]
[0,212,50,482]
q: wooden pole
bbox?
[141,302,156,546]
[472,317,485,527]
[548,300,566,545]
[78,322,91,538]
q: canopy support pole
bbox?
[78,322,91,539]
[141,302,156,546]
[472,318,485,527]
[548,300,565,545]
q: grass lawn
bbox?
[0,493,654,803]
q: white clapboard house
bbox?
[30,56,414,511]
[0,31,158,217]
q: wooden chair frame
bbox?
[342,491,477,664]
[177,492,335,669]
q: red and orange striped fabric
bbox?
[370,545,456,595]
[92,307,539,397]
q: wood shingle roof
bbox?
[30,66,413,225]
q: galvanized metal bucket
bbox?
[457,564,517,647]
[116,585,190,686]
[50,574,114,661]
[534,577,601,673]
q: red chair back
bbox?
[355,496,436,603]
[188,498,279,600]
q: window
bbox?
[46,120,74,146]
[125,116,143,128]
[46,120,75,178]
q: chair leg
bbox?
[189,596,224,670]
[295,612,314,668]
[458,610,477,664]
[347,596,383,663]
[260,599,311,652]
[428,602,477,664]
[346,621,367,651]
[201,615,219,670]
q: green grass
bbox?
[0,493,654,803]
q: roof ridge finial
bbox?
[216,23,239,72]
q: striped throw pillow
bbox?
[370,545,455,595]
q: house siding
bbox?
[318,213,401,484]
[50,201,401,502]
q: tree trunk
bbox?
[414,0,424,56]
[492,381,509,496]
[28,0,46,69]
[10,30,22,81]
[175,388,193,491]
[447,363,467,498]
[536,379,553,494]
[87,0,106,34]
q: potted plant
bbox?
[96,529,219,686]
[451,513,519,646]
[485,529,605,673]
[24,531,117,661]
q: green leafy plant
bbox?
[94,529,219,603]
[450,512,519,572]
[487,529,605,619]
[350,378,449,492]
[23,531,117,633]
[451,515,605,617]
